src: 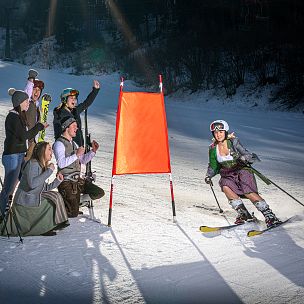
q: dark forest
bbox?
[1,0,303,107]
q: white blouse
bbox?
[216,145,234,163]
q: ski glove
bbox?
[239,153,261,165]
[41,93,52,102]
[230,150,240,159]
[205,176,212,185]
[239,155,250,164]
[28,69,38,80]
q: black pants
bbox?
[58,179,105,218]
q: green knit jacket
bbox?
[207,137,256,178]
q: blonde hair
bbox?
[31,141,50,171]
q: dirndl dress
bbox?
[219,165,258,195]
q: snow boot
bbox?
[253,200,281,228]
[229,199,253,225]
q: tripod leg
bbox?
[1,196,23,243]
[0,209,10,238]
[0,178,12,238]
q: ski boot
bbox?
[253,200,281,228]
[230,199,253,225]
[262,208,281,228]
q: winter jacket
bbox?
[14,160,61,207]
[3,110,44,155]
[207,137,258,178]
[24,80,40,126]
[53,87,99,146]
[26,101,40,130]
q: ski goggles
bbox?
[68,89,79,97]
[210,122,225,132]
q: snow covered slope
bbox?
[0,61,303,304]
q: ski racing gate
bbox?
[108,75,176,226]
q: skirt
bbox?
[1,191,69,237]
[42,191,68,225]
[219,166,258,196]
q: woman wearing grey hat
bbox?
[0,89,48,216]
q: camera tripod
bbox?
[0,177,23,243]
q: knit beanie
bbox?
[8,88,29,107]
[61,116,77,132]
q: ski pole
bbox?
[209,180,223,213]
[249,166,304,207]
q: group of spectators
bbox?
[0,69,104,236]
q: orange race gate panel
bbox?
[112,91,171,175]
[108,77,176,226]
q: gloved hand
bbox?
[41,93,52,102]
[239,155,253,166]
[230,150,240,159]
[28,69,38,80]
[205,176,212,185]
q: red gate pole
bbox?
[120,76,124,91]
[107,176,114,226]
[159,75,177,223]
[169,173,177,223]
[159,74,163,93]
[108,77,124,226]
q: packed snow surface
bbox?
[0,61,303,304]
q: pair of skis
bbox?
[38,94,52,142]
[82,109,100,224]
[200,218,290,237]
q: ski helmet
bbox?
[210,120,229,139]
[60,88,79,103]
